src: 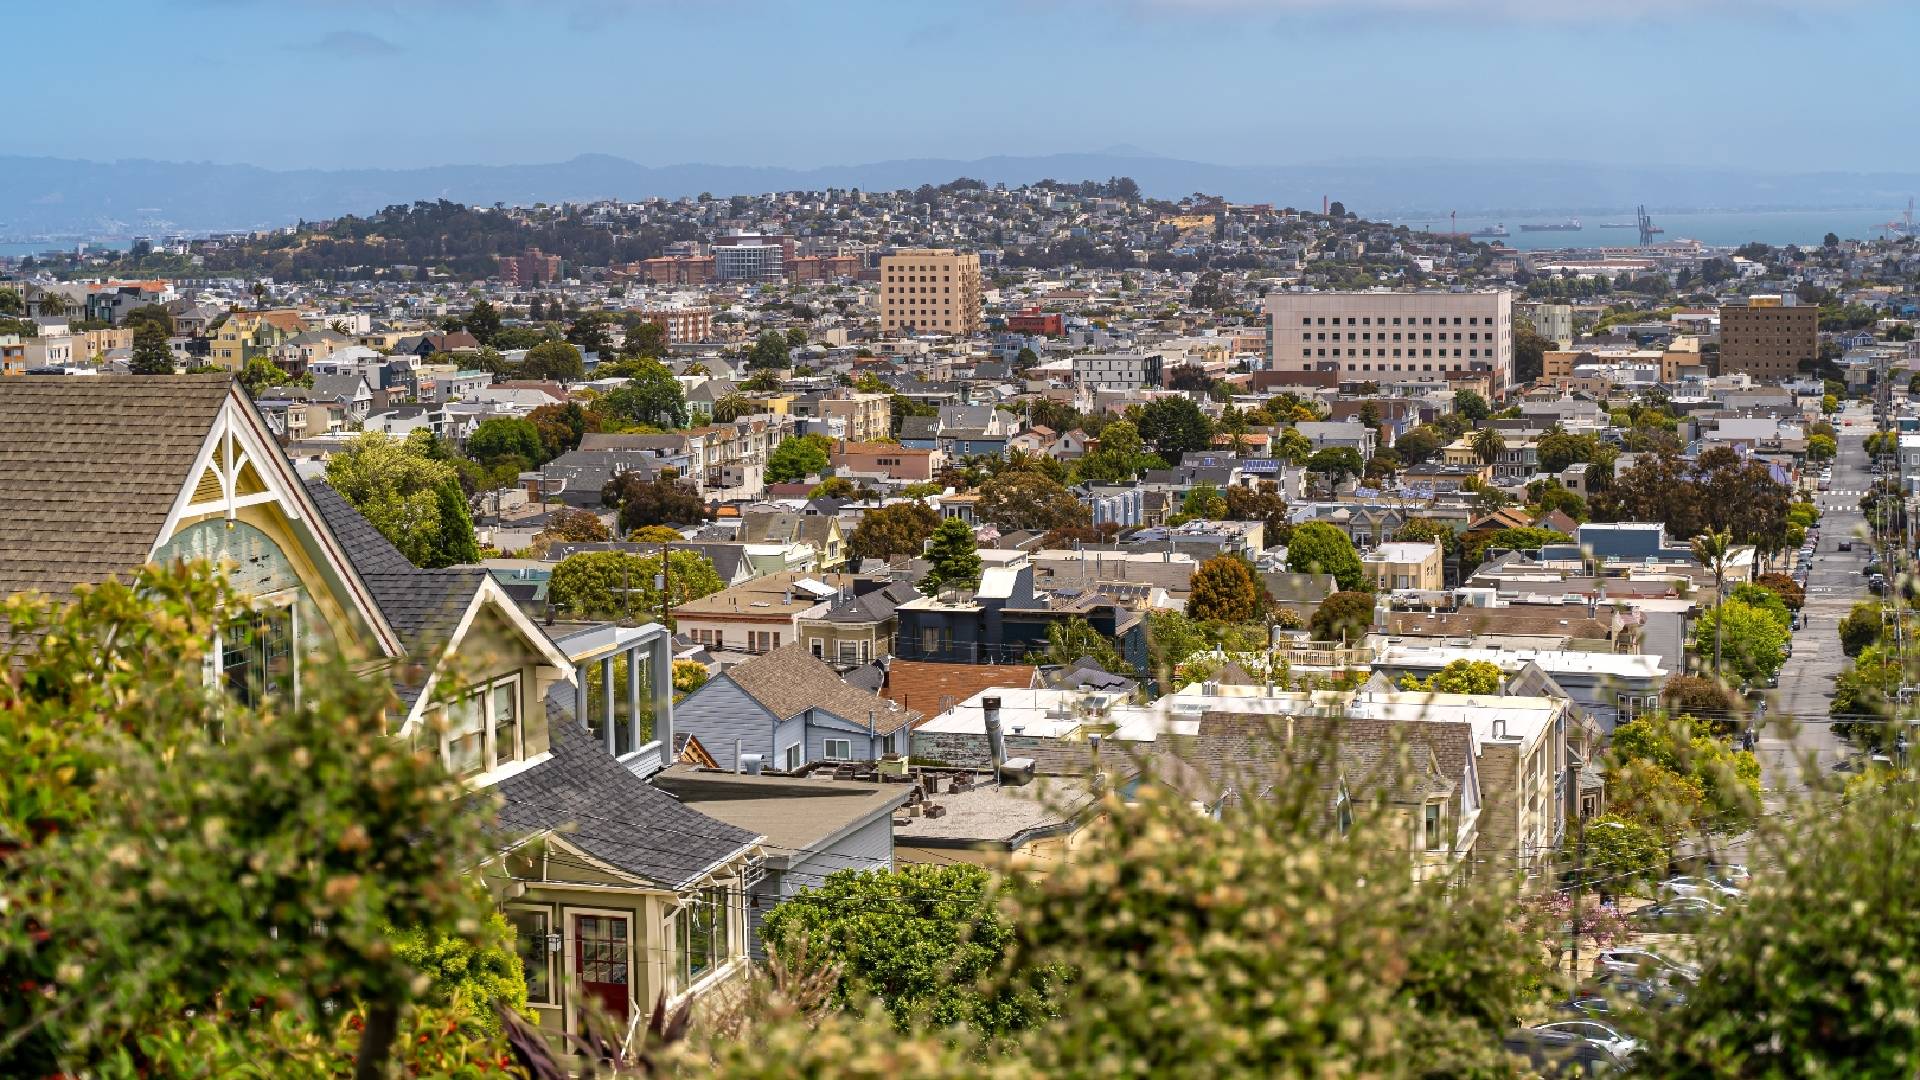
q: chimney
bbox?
[982,695,1006,780]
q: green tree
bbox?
[602,473,706,533]
[1454,390,1490,422]
[0,285,21,316]
[1468,426,1505,466]
[1075,418,1151,482]
[521,339,585,381]
[1224,481,1291,542]
[672,659,710,699]
[129,319,175,375]
[1461,526,1569,566]
[1306,446,1364,491]
[747,330,792,369]
[1691,599,1789,685]
[464,416,545,469]
[1181,481,1226,520]
[1137,396,1213,458]
[1399,659,1504,694]
[1838,600,1884,657]
[1574,814,1666,893]
[1511,315,1550,382]
[526,400,604,460]
[325,432,479,568]
[1393,516,1457,554]
[1660,673,1736,719]
[463,299,501,345]
[547,549,724,620]
[1309,590,1377,642]
[1729,581,1791,632]
[977,470,1089,532]
[1040,616,1133,674]
[565,311,616,356]
[1286,521,1365,591]
[529,507,612,552]
[1186,555,1267,622]
[760,863,1050,1037]
[387,910,526,1033]
[236,355,296,396]
[1274,426,1313,465]
[1691,527,1734,675]
[847,501,941,562]
[1394,428,1441,466]
[623,321,668,358]
[766,434,832,483]
[711,392,756,422]
[600,359,689,429]
[921,517,982,592]
[1806,432,1837,461]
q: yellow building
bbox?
[208,309,305,370]
[1361,541,1445,592]
[879,248,982,335]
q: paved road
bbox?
[1756,402,1873,792]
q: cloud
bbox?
[302,29,404,55]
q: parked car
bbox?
[1586,969,1691,1008]
[1594,948,1700,982]
[1532,1020,1639,1061]
[1705,863,1751,888]
[1840,541,1854,552]
[1631,896,1724,930]
[1662,875,1745,902]
[1504,1026,1628,1076]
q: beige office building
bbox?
[1718,296,1816,382]
[1266,290,1514,390]
[879,248,982,335]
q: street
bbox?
[1755,401,1872,792]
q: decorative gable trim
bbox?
[398,574,576,732]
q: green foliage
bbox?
[1074,418,1155,482]
[325,431,478,568]
[531,507,612,547]
[0,563,502,1077]
[388,910,526,1033]
[1838,601,1884,657]
[1691,599,1789,684]
[1660,674,1736,720]
[1753,571,1804,611]
[600,358,689,429]
[521,339,585,381]
[1397,659,1503,694]
[1806,432,1837,461]
[1041,616,1133,674]
[1222,481,1290,542]
[1393,516,1457,554]
[921,517,982,593]
[526,400,605,460]
[1574,814,1667,893]
[463,298,501,345]
[236,355,305,396]
[672,659,710,699]
[761,864,1052,1038]
[746,330,792,369]
[1309,590,1376,642]
[767,434,832,483]
[1462,526,1568,566]
[1728,581,1791,631]
[464,416,545,469]
[1831,644,1904,750]
[1454,389,1490,422]
[1286,521,1365,591]
[1306,446,1364,488]
[847,501,940,563]
[977,471,1089,532]
[1181,481,1226,519]
[547,549,724,620]
[1136,396,1213,458]
[1274,425,1313,465]
[1608,715,1760,833]
[602,472,706,533]
[129,319,175,375]
[1186,554,1267,622]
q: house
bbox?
[794,578,922,666]
[831,441,938,483]
[672,643,922,770]
[310,371,376,423]
[0,375,765,1038]
[1361,541,1444,592]
[738,508,846,571]
[208,309,306,370]
[673,571,855,656]
[892,558,1148,671]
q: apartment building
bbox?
[1361,541,1444,592]
[1071,352,1164,390]
[497,248,563,286]
[1517,302,1574,348]
[1265,290,1514,390]
[636,306,713,344]
[820,393,892,443]
[1719,295,1817,382]
[713,234,790,283]
[879,248,982,335]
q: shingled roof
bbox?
[491,695,759,889]
[0,375,233,613]
[728,642,921,735]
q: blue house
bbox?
[672,643,921,772]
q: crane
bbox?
[1636,205,1663,247]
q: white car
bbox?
[1531,1019,1639,1061]
[1661,875,1744,902]
[1594,947,1700,982]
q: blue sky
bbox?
[13,0,1914,171]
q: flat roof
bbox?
[652,765,911,864]
[891,775,1098,848]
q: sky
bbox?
[11,0,1916,173]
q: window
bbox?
[1334,788,1353,837]
[221,605,296,708]
[677,885,733,987]
[810,637,824,659]
[507,907,554,1004]
[492,678,522,768]
[447,695,485,779]
[783,743,803,770]
[824,738,853,760]
[1425,803,1445,850]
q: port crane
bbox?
[1635,205,1663,246]
[1877,197,1915,237]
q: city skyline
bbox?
[13,0,1916,174]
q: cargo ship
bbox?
[1469,223,1509,238]
[1519,219,1582,232]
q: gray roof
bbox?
[724,642,921,735]
[491,696,759,888]
[0,374,233,622]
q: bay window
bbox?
[677,885,733,988]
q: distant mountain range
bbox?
[6,150,1920,239]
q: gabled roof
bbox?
[725,642,920,734]
[491,697,759,889]
[0,374,232,615]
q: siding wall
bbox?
[749,815,897,959]
[673,678,775,770]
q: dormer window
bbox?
[436,673,523,780]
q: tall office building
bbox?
[713,235,789,283]
[879,248,982,336]
[1265,290,1514,389]
[1718,295,1816,382]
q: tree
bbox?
[1076,419,1151,482]
[1729,581,1791,633]
[1661,674,1736,719]
[626,524,684,543]
[672,659,710,700]
[977,471,1089,532]
[847,501,941,562]
[1306,446,1364,492]
[1468,426,1505,466]
[809,476,859,499]
[1575,814,1666,893]
[526,401,603,460]
[1527,479,1587,522]
[1691,599,1789,685]
[601,473,705,533]
[1224,481,1290,542]
[530,507,611,549]
[760,863,1048,1038]
[1136,396,1213,458]
[547,549,723,620]
[1274,426,1313,465]
[129,319,174,375]
[1309,590,1376,642]
[521,340,584,382]
[1460,526,1569,566]
[766,435,832,484]
[465,416,545,469]
[1187,555,1266,622]
[1454,390,1490,422]
[1753,571,1805,611]
[1807,432,1837,461]
[0,563,503,1078]
[1394,428,1441,466]
[623,321,668,359]
[711,393,756,422]
[1838,601,1884,658]
[1286,521,1365,591]
[1511,316,1550,383]
[1400,659,1504,694]
[565,311,616,356]
[325,432,478,568]
[921,517,982,592]
[1393,517,1456,555]
[1040,616,1133,675]
[235,355,295,396]
[746,330,792,369]
[463,299,501,345]
[387,911,526,1032]
[0,285,21,316]
[1181,481,1226,520]
[600,359,689,429]
[1692,527,1734,675]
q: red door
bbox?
[574,914,631,1028]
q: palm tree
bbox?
[1470,427,1506,467]
[1691,528,1734,676]
[35,290,68,319]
